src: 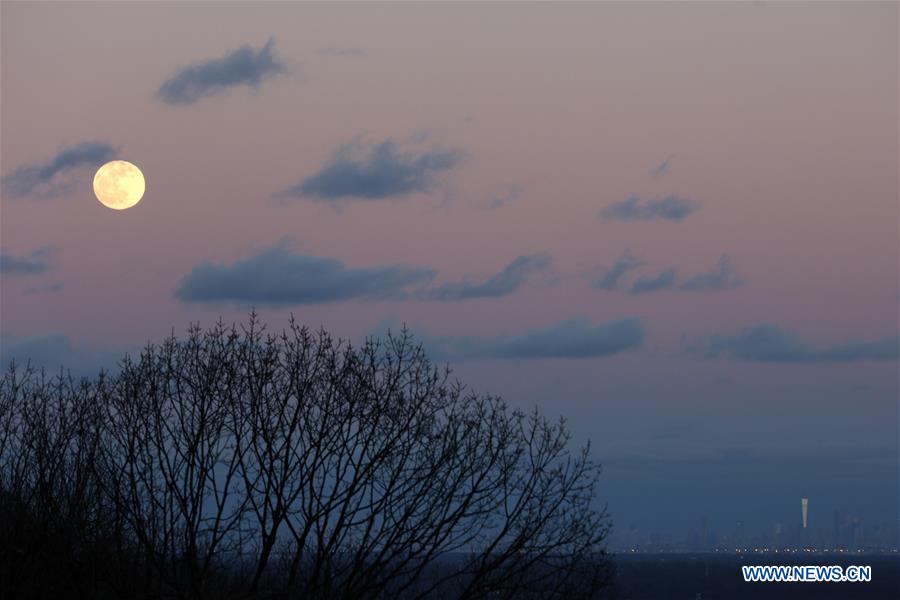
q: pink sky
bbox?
[2,2,897,539]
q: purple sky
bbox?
[2,2,897,544]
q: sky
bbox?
[2,2,898,546]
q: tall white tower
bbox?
[801,498,808,529]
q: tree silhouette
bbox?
[0,316,611,599]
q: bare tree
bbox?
[0,364,122,598]
[100,324,251,599]
[0,316,611,599]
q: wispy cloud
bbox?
[629,255,741,295]
[649,154,675,178]
[278,139,462,201]
[157,38,286,105]
[2,142,116,199]
[24,282,64,295]
[0,246,57,275]
[688,324,899,363]
[679,255,742,291]
[379,317,645,361]
[0,332,127,377]
[176,245,436,305]
[600,194,699,222]
[477,184,520,209]
[429,253,551,300]
[595,251,643,291]
[630,268,678,295]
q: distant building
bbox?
[833,509,848,548]
[801,498,808,529]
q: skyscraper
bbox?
[802,498,809,529]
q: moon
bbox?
[93,160,145,210]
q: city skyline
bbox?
[610,496,898,554]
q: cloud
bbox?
[649,154,674,178]
[628,255,741,295]
[630,268,678,295]
[24,282,64,295]
[176,245,436,305]
[478,184,520,209]
[690,324,899,363]
[429,253,551,300]
[177,246,551,305]
[600,194,699,222]
[157,38,286,105]
[679,255,741,291]
[379,317,645,361]
[0,332,126,377]
[595,251,642,291]
[0,246,57,275]
[278,139,461,201]
[2,142,116,198]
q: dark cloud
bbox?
[278,139,461,201]
[176,245,436,305]
[157,38,286,105]
[429,253,551,300]
[2,142,116,198]
[691,324,899,363]
[628,255,741,295]
[600,194,698,222]
[0,246,57,275]
[630,268,677,295]
[596,251,642,291]
[649,154,674,178]
[679,255,741,291]
[379,317,645,361]
[177,246,551,305]
[0,332,125,377]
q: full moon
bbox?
[93,160,145,210]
